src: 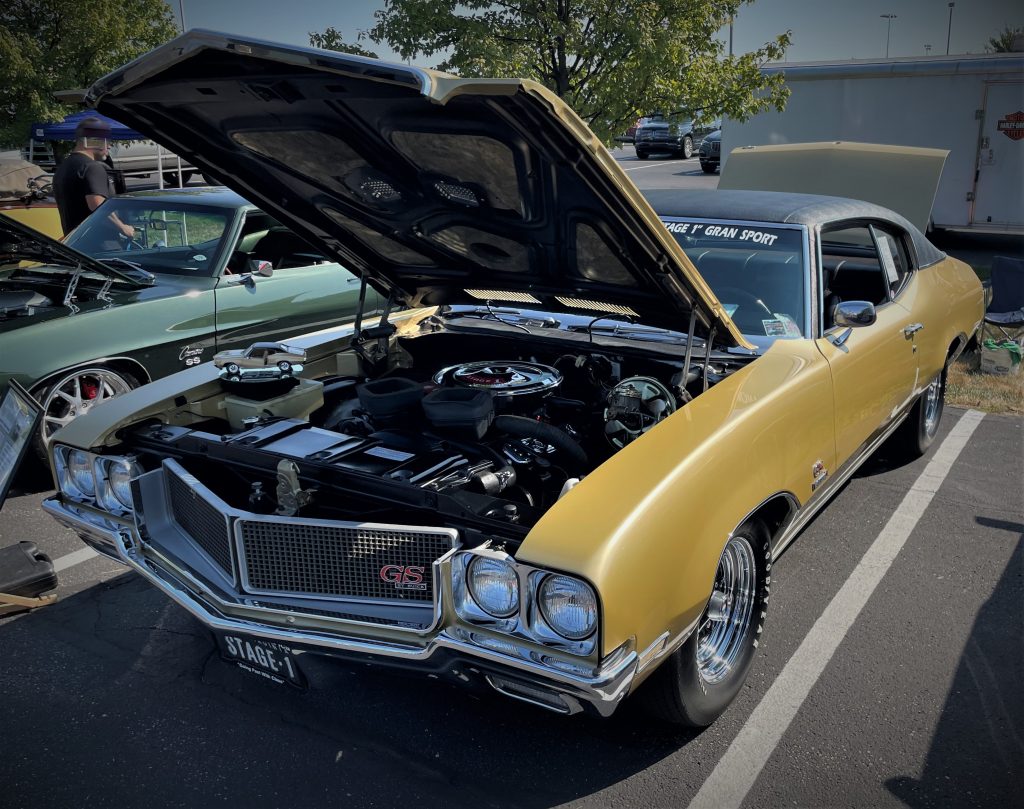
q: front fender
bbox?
[517,339,836,659]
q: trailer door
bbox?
[973,82,1024,228]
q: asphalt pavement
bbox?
[1,151,1021,808]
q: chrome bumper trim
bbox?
[43,496,638,716]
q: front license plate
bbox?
[216,633,307,690]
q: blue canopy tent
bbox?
[25,110,186,189]
[28,110,145,141]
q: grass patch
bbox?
[947,357,1024,415]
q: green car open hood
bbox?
[0,213,146,286]
[88,30,748,348]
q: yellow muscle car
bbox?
[37,32,983,727]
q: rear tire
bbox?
[162,170,193,187]
[891,365,946,460]
[680,135,694,159]
[636,520,771,727]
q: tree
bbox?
[985,25,1023,53]
[0,0,178,147]
[309,27,380,59]
[310,0,791,144]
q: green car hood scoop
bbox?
[88,30,748,348]
[0,214,147,286]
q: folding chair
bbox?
[981,256,1024,344]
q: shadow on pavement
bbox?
[0,571,701,809]
[886,523,1023,807]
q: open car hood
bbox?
[719,141,948,234]
[87,30,747,348]
[0,213,146,285]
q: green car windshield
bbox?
[65,199,233,278]
[661,218,807,342]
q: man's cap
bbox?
[75,116,112,139]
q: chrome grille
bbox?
[237,518,456,603]
[167,467,233,575]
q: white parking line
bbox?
[622,160,688,172]
[53,547,99,572]
[689,409,986,809]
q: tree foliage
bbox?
[985,25,1023,53]
[311,0,791,144]
[0,0,178,147]
[309,27,380,59]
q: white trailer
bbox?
[721,54,1024,233]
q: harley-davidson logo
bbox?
[997,110,1024,142]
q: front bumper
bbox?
[42,495,639,717]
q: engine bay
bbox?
[126,328,747,536]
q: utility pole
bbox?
[178,0,186,32]
[880,14,897,58]
[946,3,955,55]
[924,44,932,55]
[729,17,734,57]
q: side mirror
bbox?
[834,301,876,328]
[248,259,274,278]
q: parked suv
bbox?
[698,129,722,173]
[634,113,719,160]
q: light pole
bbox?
[880,14,897,58]
[946,3,955,55]
[178,0,186,32]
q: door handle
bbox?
[903,323,924,337]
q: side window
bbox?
[870,225,912,298]
[820,224,892,318]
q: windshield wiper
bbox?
[443,306,559,334]
[96,257,155,284]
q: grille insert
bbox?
[167,467,233,576]
[237,518,457,603]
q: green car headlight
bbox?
[467,556,520,618]
[538,575,597,640]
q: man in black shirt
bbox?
[52,117,135,238]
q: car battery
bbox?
[0,542,58,616]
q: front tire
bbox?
[891,366,946,460]
[635,150,649,160]
[637,520,771,727]
[701,161,717,174]
[33,367,138,459]
[680,135,694,159]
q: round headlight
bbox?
[105,458,140,509]
[68,450,96,497]
[538,575,597,640]
[467,556,520,618]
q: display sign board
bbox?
[0,381,42,510]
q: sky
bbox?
[166,0,1023,65]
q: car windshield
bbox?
[661,218,807,344]
[65,199,233,278]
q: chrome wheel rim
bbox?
[922,377,943,436]
[40,369,132,445]
[696,535,757,685]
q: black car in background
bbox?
[698,129,722,174]
[634,113,719,160]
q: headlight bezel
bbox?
[536,573,599,641]
[451,548,600,657]
[94,455,142,513]
[54,445,140,514]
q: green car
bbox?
[0,187,377,452]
